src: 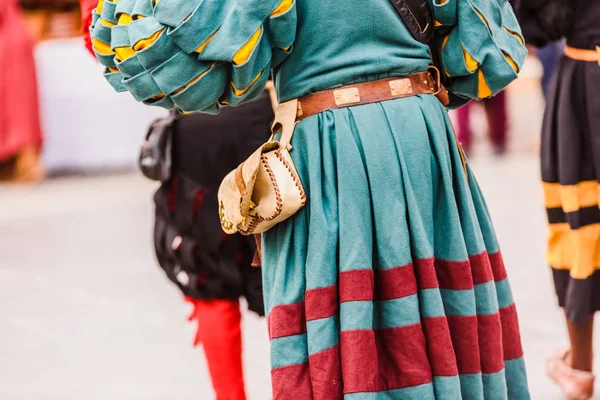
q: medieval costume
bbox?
[88,0,531,398]
[518,1,600,398]
[151,96,272,400]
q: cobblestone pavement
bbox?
[1,75,599,399]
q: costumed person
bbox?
[455,92,509,155]
[87,0,531,398]
[518,1,600,398]
[78,2,273,398]
[148,100,271,400]
[0,0,44,182]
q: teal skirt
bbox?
[262,94,531,400]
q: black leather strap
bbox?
[388,0,434,44]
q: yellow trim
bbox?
[271,0,294,17]
[107,67,119,73]
[171,62,217,95]
[477,70,492,98]
[547,223,600,279]
[92,38,113,55]
[195,30,219,54]
[462,45,479,72]
[434,20,442,27]
[503,27,524,46]
[231,72,262,97]
[132,29,164,51]
[233,27,262,65]
[544,181,599,212]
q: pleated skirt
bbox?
[261,94,530,399]
[541,56,600,323]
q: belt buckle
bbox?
[334,87,360,106]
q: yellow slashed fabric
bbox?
[92,38,113,55]
[473,7,489,28]
[547,223,600,279]
[462,46,479,72]
[115,46,136,62]
[543,181,599,212]
[230,72,262,96]
[502,51,519,72]
[172,63,217,96]
[503,27,524,46]
[133,29,164,51]
[233,28,262,65]
[477,70,492,98]
[195,30,219,54]
[96,0,105,14]
[100,18,116,27]
[117,13,133,25]
[271,0,294,17]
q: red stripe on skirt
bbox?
[489,252,508,282]
[414,258,440,289]
[477,313,505,374]
[500,304,525,360]
[435,259,474,290]
[308,345,344,400]
[375,264,418,300]
[341,324,433,394]
[421,316,459,376]
[446,315,481,374]
[306,285,338,321]
[272,362,313,400]
[339,269,374,302]
[469,252,494,285]
[268,302,306,340]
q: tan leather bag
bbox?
[218,99,306,235]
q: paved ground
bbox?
[1,72,599,399]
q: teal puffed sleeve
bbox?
[89,0,297,113]
[430,0,527,108]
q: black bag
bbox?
[138,111,176,182]
[388,0,434,44]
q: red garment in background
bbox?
[79,0,97,55]
[0,0,43,160]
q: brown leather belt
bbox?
[295,67,449,122]
[564,45,600,66]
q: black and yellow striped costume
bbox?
[538,0,600,323]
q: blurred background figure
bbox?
[455,92,508,156]
[518,1,600,399]
[147,98,273,400]
[0,0,44,182]
[536,43,563,98]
